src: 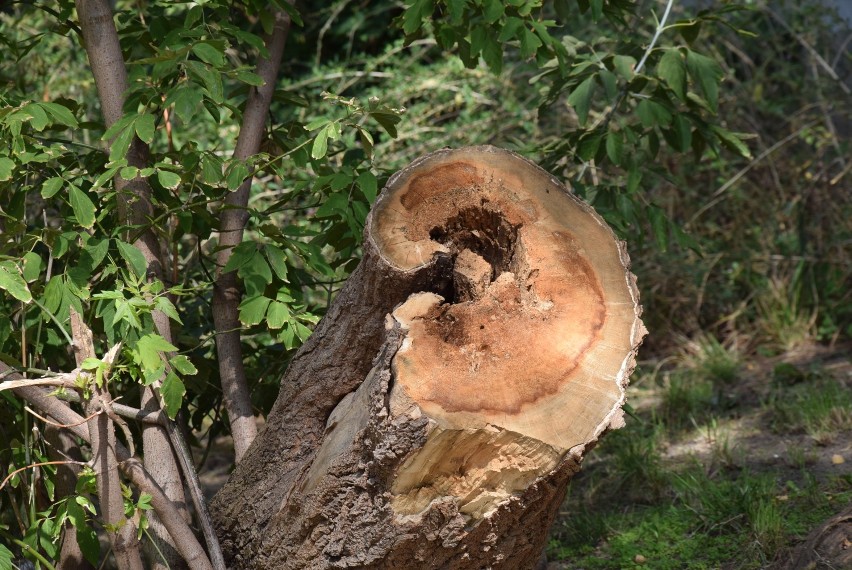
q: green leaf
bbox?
[498,17,525,42]
[23,102,50,131]
[42,176,64,198]
[264,245,289,281]
[157,170,181,189]
[170,355,197,375]
[648,205,669,251]
[109,123,136,162]
[578,129,604,161]
[519,27,542,59]
[567,75,596,126]
[235,70,264,86]
[482,0,503,23]
[226,161,250,191]
[222,242,257,274]
[68,185,96,229]
[627,167,643,194]
[22,252,42,282]
[136,334,179,370]
[238,295,271,326]
[370,111,401,138]
[192,42,226,67]
[686,49,724,112]
[668,114,692,152]
[311,125,330,159]
[711,125,752,159]
[357,170,378,203]
[160,372,185,420]
[172,86,202,123]
[637,99,672,128]
[658,48,686,100]
[0,261,32,303]
[304,117,330,131]
[0,544,12,570]
[102,114,136,141]
[266,300,290,329]
[239,249,273,296]
[116,240,148,278]
[134,114,156,144]
[0,157,14,181]
[154,296,182,323]
[605,131,624,166]
[40,102,79,127]
[402,0,434,35]
[120,166,139,180]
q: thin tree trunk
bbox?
[211,147,646,568]
[74,1,190,567]
[70,309,144,570]
[44,425,96,570]
[212,8,291,462]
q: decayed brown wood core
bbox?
[376,149,630,453]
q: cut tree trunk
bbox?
[210,146,645,569]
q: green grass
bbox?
[767,376,852,444]
[548,354,852,569]
[550,466,852,569]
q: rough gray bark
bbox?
[211,146,645,569]
[213,8,292,463]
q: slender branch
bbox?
[763,6,850,95]
[25,405,101,429]
[212,7,292,463]
[576,0,676,181]
[70,308,144,570]
[686,119,818,227]
[57,392,166,424]
[0,376,76,391]
[0,460,88,493]
[0,530,58,570]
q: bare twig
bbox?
[1,460,88,493]
[25,405,101,429]
[763,6,850,95]
[577,0,676,181]
[0,376,76,391]
[686,120,819,227]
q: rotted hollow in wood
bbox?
[210,146,645,569]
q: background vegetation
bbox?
[0,0,849,568]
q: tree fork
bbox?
[212,146,645,568]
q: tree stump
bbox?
[210,146,645,569]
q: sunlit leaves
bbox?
[0,157,14,181]
[68,185,96,229]
[160,372,185,419]
[0,261,31,303]
[116,240,148,279]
